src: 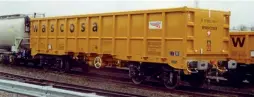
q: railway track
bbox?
[0,71,221,97]
[69,68,254,97]
[0,72,145,97]
[70,69,254,97]
[89,69,254,97]
[0,64,252,97]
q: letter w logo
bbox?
[231,37,245,47]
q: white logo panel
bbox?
[149,21,162,29]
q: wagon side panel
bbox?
[164,12,185,69]
[47,19,57,55]
[115,15,128,59]
[56,19,66,55]
[77,17,87,53]
[101,16,114,55]
[30,20,39,56]
[38,20,47,54]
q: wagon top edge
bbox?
[0,14,29,20]
[230,31,254,35]
[30,6,231,21]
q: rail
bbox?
[0,79,103,97]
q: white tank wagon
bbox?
[0,14,30,64]
[0,14,30,52]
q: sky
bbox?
[0,0,253,29]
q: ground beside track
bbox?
[0,64,244,97]
[0,90,31,97]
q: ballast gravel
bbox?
[0,64,219,97]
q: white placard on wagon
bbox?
[149,21,162,29]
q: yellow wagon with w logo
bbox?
[226,31,254,84]
[230,32,252,64]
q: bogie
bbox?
[128,62,208,89]
[128,62,145,85]
[34,54,89,74]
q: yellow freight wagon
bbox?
[230,31,254,64]
[30,6,233,88]
[228,31,254,84]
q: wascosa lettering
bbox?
[231,37,245,47]
[33,25,38,32]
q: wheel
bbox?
[81,56,89,73]
[59,58,71,73]
[64,59,71,73]
[0,54,4,63]
[42,60,49,71]
[163,71,180,89]
[132,76,144,84]
[38,56,49,71]
[129,63,145,85]
[9,55,16,65]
